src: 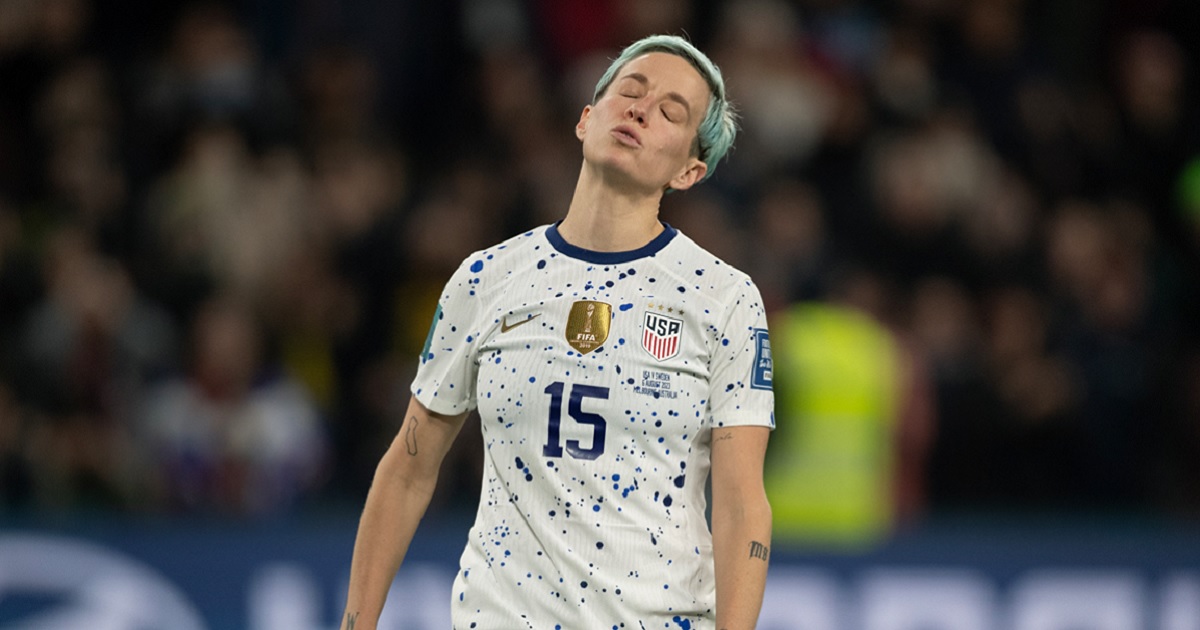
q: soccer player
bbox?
[341,34,774,630]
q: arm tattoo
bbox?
[715,432,734,442]
[404,415,419,456]
[749,540,770,561]
[344,611,359,630]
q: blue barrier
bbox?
[1,513,1198,629]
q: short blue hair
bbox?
[592,34,738,183]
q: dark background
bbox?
[1,0,1199,534]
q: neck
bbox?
[558,162,665,251]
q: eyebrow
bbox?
[618,73,693,120]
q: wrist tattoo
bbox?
[404,416,419,455]
[749,540,769,561]
[344,611,359,630]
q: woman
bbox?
[342,34,773,630]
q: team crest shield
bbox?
[642,310,683,361]
[566,300,611,354]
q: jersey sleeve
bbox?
[411,256,487,415]
[707,278,775,430]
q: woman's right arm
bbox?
[340,395,469,630]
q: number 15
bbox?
[542,381,608,460]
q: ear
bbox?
[667,157,708,192]
[575,105,593,142]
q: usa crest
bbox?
[642,310,683,361]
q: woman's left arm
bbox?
[711,425,772,630]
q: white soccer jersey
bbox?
[412,223,775,630]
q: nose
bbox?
[626,101,647,125]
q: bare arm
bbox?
[711,425,772,630]
[340,395,469,630]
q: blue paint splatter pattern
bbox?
[412,223,774,629]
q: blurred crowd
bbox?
[0,0,1198,529]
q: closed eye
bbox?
[616,76,645,100]
[661,104,686,123]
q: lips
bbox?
[611,125,641,147]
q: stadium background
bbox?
[1,0,1199,628]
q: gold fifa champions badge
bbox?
[565,300,612,354]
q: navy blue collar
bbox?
[546,221,677,264]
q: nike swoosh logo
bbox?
[500,313,541,333]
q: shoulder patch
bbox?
[421,304,442,363]
[751,328,772,391]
